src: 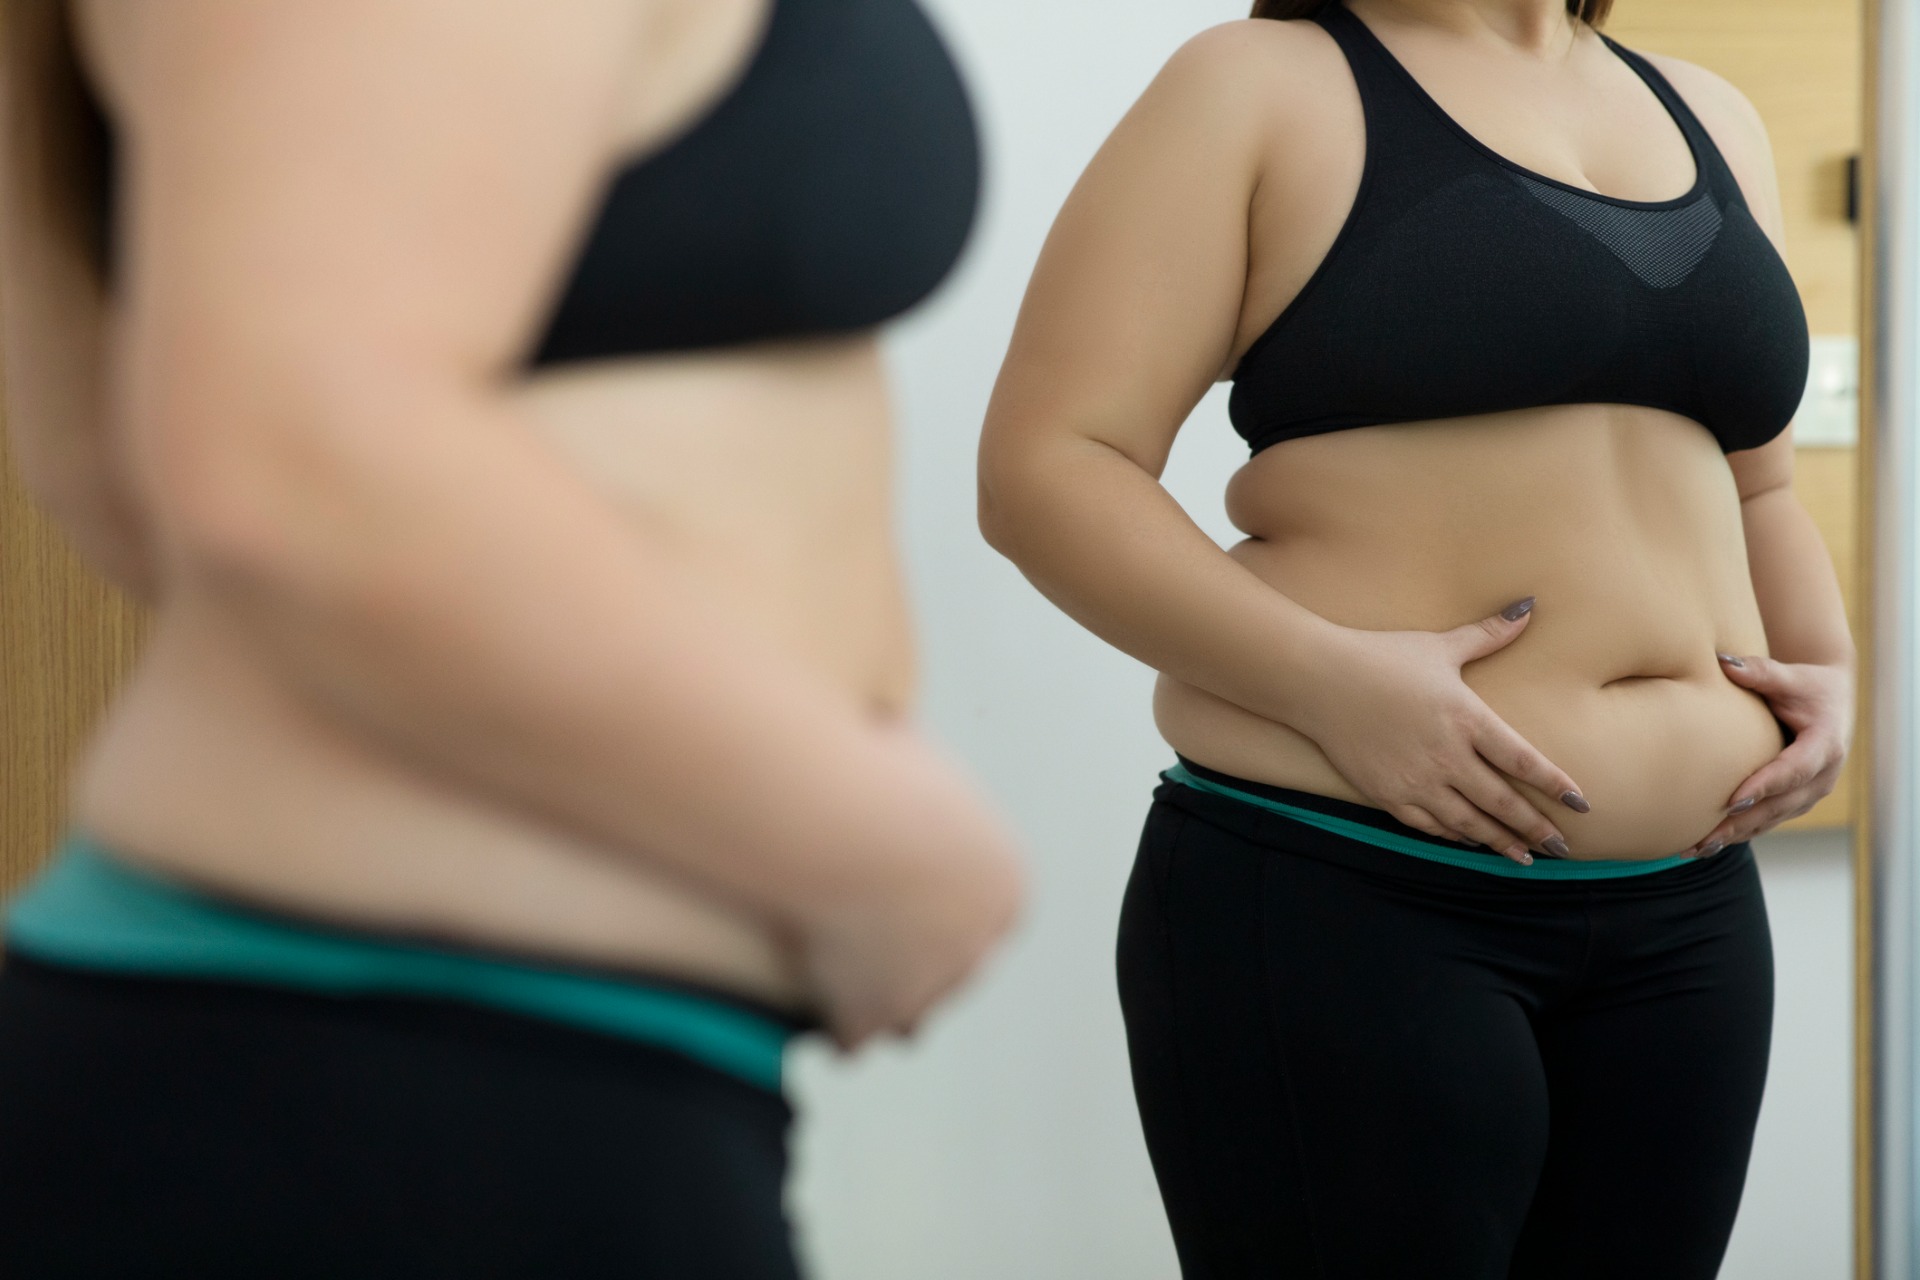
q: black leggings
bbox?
[0,954,802,1279]
[1117,774,1774,1280]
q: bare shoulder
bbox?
[1632,48,1782,235]
[1634,50,1773,169]
[1165,14,1334,74]
[1145,17,1358,144]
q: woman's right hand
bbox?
[795,727,1026,1050]
[1290,598,1591,865]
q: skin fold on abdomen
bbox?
[1154,402,1786,860]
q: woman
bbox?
[980,0,1852,1274]
[0,0,1021,1274]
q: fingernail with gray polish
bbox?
[1698,838,1725,858]
[1728,797,1756,815]
[1501,596,1536,621]
[1560,790,1590,813]
[1717,652,1745,668]
[1543,835,1570,859]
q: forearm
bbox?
[148,378,1003,934]
[1739,483,1855,670]
[980,434,1348,729]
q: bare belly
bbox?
[1154,403,1786,860]
[69,336,908,1009]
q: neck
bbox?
[1355,0,1579,55]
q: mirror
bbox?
[788,1,1871,1277]
[1863,0,1920,1276]
[0,1,1887,1276]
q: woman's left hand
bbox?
[1685,652,1856,857]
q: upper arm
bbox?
[981,22,1285,481]
[89,0,650,546]
[1642,53,1795,500]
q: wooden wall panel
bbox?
[1790,446,1861,830]
[0,421,145,892]
[1609,0,1863,830]
[1607,0,1862,334]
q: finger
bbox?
[1717,651,1798,696]
[1448,596,1537,665]
[1392,803,1471,845]
[1690,798,1784,855]
[1455,760,1569,858]
[1694,786,1827,855]
[1474,719,1590,813]
[1432,789,1533,865]
[1724,733,1832,812]
[832,1020,875,1053]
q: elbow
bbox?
[985,843,1028,945]
[976,476,1015,557]
[8,422,161,600]
[133,375,392,604]
[12,443,90,532]
[142,426,314,596]
[8,407,101,531]
[975,454,1035,562]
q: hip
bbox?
[0,944,802,1279]
[1125,769,1772,982]
[68,601,885,1010]
[2,833,812,1089]
[1155,661,1785,860]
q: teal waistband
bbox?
[1163,765,1696,880]
[3,834,795,1090]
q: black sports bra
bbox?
[528,0,979,365]
[83,0,980,367]
[1229,2,1809,456]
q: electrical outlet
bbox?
[1790,335,1859,448]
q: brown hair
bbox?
[1250,0,1613,27]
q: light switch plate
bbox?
[1790,335,1859,448]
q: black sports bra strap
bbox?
[1313,2,1427,111]
[1230,0,1807,459]
[1315,3,1746,210]
[1310,2,1472,165]
[1597,37,1748,207]
[1597,38,1697,139]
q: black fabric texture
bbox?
[1228,1,1809,456]
[1174,752,1576,863]
[1118,775,1774,1279]
[85,0,980,367]
[526,0,981,364]
[0,953,803,1279]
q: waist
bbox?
[1223,404,1754,631]
[1166,404,1784,858]
[1158,662,1783,860]
[3,834,810,1091]
[516,333,914,711]
[73,503,906,1004]
[1166,757,1699,880]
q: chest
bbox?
[526,0,981,365]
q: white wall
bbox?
[1726,830,1854,1280]
[787,3,1856,1276]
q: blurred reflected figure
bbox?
[0,1,1019,1274]
[980,0,1853,1275]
